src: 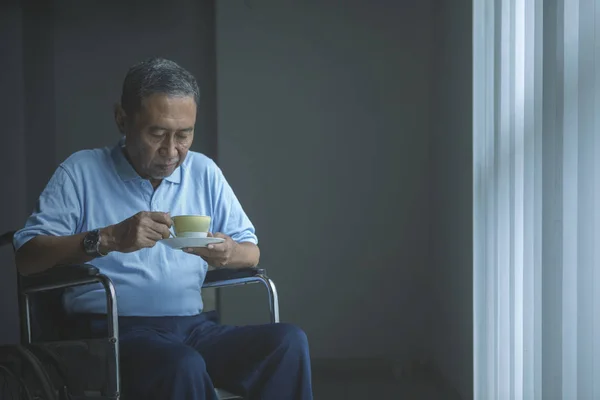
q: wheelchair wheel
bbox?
[0,364,32,400]
[0,346,58,400]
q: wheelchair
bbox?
[0,230,280,400]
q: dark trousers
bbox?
[70,312,313,400]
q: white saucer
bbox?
[159,237,225,250]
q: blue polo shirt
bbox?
[13,139,258,316]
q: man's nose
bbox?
[161,136,178,158]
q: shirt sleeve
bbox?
[13,165,82,251]
[211,165,258,245]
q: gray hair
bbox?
[120,57,200,115]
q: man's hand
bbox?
[183,232,236,267]
[182,233,260,268]
[103,211,173,253]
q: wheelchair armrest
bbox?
[204,267,266,285]
[21,264,101,293]
[20,264,119,343]
[203,267,280,323]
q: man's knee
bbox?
[270,323,310,355]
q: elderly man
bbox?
[13,58,313,400]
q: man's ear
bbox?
[114,103,127,134]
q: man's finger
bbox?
[213,232,227,239]
[142,224,164,242]
[147,212,173,227]
[148,220,170,239]
[184,247,211,257]
[140,237,159,249]
[206,242,227,252]
[147,220,171,239]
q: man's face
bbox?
[119,93,196,181]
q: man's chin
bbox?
[151,166,177,180]
[151,173,172,180]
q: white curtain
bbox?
[473,0,600,399]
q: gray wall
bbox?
[0,0,58,344]
[0,2,27,345]
[0,0,218,343]
[216,0,433,365]
[429,0,473,398]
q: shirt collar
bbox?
[111,137,182,184]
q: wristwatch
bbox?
[83,229,107,257]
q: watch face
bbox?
[84,230,100,254]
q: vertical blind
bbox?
[473,0,600,398]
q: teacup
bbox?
[172,215,211,238]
